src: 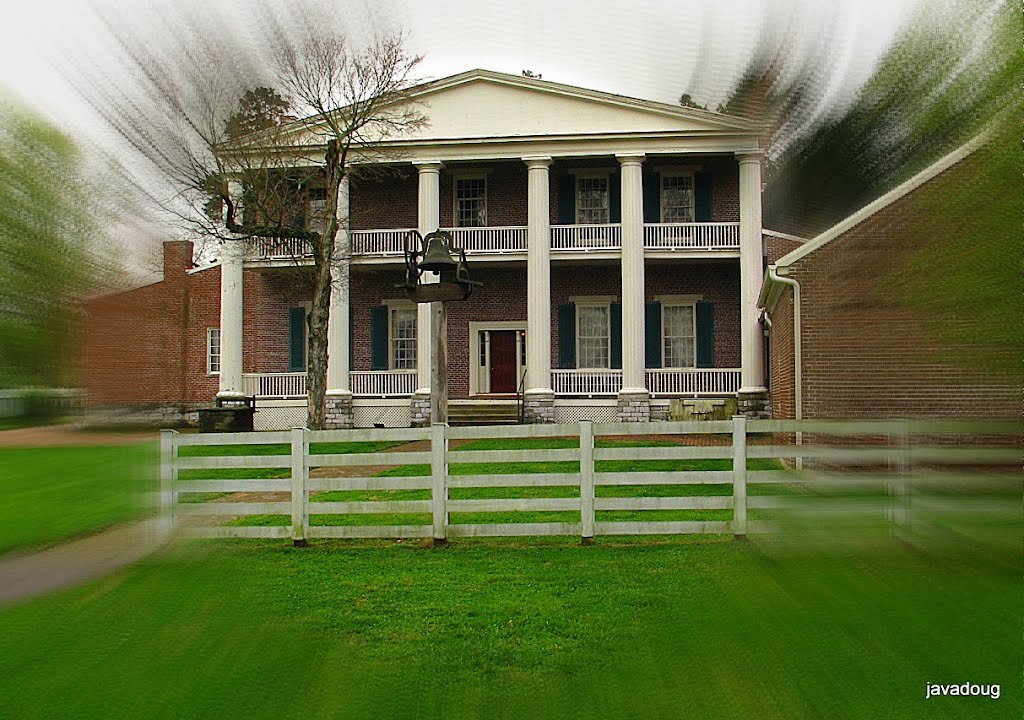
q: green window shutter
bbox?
[643,173,661,223]
[695,172,712,222]
[695,301,715,368]
[557,174,576,224]
[645,302,662,369]
[349,309,355,371]
[288,307,306,372]
[370,306,389,370]
[557,303,576,369]
[609,303,622,370]
[609,173,621,224]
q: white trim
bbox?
[569,295,618,303]
[388,306,418,371]
[381,298,416,309]
[452,172,488,228]
[574,171,612,225]
[774,132,989,269]
[661,302,697,369]
[468,321,527,396]
[206,327,221,375]
[654,294,703,304]
[659,171,696,224]
[575,302,612,371]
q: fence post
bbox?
[431,423,448,545]
[580,421,595,545]
[159,429,178,542]
[290,427,309,547]
[732,415,748,539]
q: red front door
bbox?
[489,331,517,393]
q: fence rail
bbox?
[161,418,1018,545]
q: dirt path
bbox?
[0,519,166,607]
[0,425,157,448]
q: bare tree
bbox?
[71,5,425,428]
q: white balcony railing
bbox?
[445,227,527,253]
[645,369,741,395]
[249,237,313,260]
[644,222,740,250]
[243,372,308,398]
[243,371,418,398]
[551,224,621,251]
[350,229,416,256]
[551,369,623,395]
[350,370,418,397]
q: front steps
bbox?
[447,400,521,426]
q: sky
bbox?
[0,0,921,272]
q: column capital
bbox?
[413,160,444,173]
[523,156,553,169]
[615,152,646,167]
[735,149,765,165]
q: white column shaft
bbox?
[738,152,766,392]
[525,157,552,393]
[326,175,350,394]
[218,241,244,397]
[415,162,442,392]
[618,155,646,392]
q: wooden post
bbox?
[430,301,448,425]
[159,429,177,542]
[732,415,748,539]
[431,422,448,545]
[290,427,309,547]
[580,421,595,545]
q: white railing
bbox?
[551,369,623,395]
[644,222,740,250]
[443,227,527,253]
[350,229,416,255]
[249,237,313,260]
[243,373,307,398]
[551,224,621,251]
[645,369,741,395]
[350,371,418,397]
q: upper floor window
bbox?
[576,176,609,225]
[305,188,328,234]
[390,307,417,370]
[455,176,487,227]
[661,174,695,223]
[663,304,696,368]
[577,304,610,368]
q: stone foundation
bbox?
[523,390,555,424]
[324,392,354,429]
[616,390,651,422]
[649,401,670,422]
[737,390,770,419]
[410,391,431,427]
[84,403,199,429]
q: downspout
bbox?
[767,266,803,469]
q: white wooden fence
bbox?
[160,418,1018,545]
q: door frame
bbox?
[468,321,526,396]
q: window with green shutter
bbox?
[695,301,715,368]
[288,307,306,372]
[557,303,576,368]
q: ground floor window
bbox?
[577,304,610,368]
[663,304,696,368]
[207,328,220,374]
[390,307,417,370]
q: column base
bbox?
[410,390,431,427]
[324,392,353,430]
[737,390,770,419]
[523,389,555,424]
[616,389,651,423]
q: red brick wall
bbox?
[766,154,1018,420]
[764,234,804,264]
[349,167,418,230]
[439,163,529,227]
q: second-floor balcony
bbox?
[247,222,740,263]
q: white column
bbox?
[217,239,245,398]
[326,174,350,395]
[737,150,766,393]
[524,157,552,394]
[617,153,646,393]
[415,161,442,393]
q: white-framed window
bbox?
[207,328,221,375]
[390,307,417,370]
[577,304,610,369]
[576,175,610,225]
[305,188,328,234]
[455,176,487,227]
[661,173,695,223]
[663,304,696,368]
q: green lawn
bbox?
[0,443,157,553]
[0,537,1017,719]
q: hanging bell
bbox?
[419,231,458,274]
